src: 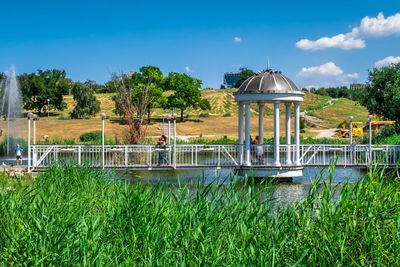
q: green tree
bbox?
[131,66,166,122]
[235,67,256,87]
[18,69,70,115]
[70,82,100,119]
[164,72,210,121]
[361,63,400,121]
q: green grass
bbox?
[377,134,400,144]
[1,165,400,265]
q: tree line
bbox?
[0,66,210,121]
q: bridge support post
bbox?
[285,102,292,165]
[238,102,244,165]
[244,102,251,166]
[294,102,301,166]
[273,101,281,167]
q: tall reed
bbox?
[0,165,399,265]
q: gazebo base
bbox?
[235,166,303,181]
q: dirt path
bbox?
[311,128,339,138]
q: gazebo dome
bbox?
[234,69,304,103]
[236,69,302,94]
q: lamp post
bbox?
[32,114,38,145]
[349,116,354,164]
[47,99,50,117]
[101,113,106,169]
[167,114,171,144]
[349,116,353,145]
[368,114,373,163]
[173,113,177,168]
[27,113,33,171]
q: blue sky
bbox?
[1,0,399,88]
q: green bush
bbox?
[58,114,71,120]
[199,113,209,118]
[79,131,103,142]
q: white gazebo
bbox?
[233,69,304,168]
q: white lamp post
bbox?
[168,114,171,144]
[368,114,373,163]
[47,99,50,117]
[27,112,33,170]
[173,113,177,168]
[101,113,106,169]
[349,116,353,145]
[32,114,38,145]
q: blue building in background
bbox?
[223,72,241,88]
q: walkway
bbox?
[30,144,400,171]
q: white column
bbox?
[238,102,244,165]
[294,102,301,165]
[258,103,264,145]
[273,101,281,167]
[244,102,251,166]
[285,102,292,165]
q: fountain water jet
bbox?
[1,66,23,156]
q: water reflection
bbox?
[117,167,366,207]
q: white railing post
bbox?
[173,115,177,169]
[125,146,128,167]
[78,146,81,165]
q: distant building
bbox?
[223,72,241,88]
[350,83,368,90]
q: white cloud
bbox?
[296,12,400,50]
[354,12,400,38]
[375,56,400,68]
[296,34,365,50]
[298,62,359,87]
[184,66,193,73]
[234,36,242,43]
[299,62,343,77]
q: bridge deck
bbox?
[29,144,400,171]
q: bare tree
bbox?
[112,73,151,144]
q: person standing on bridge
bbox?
[157,135,168,165]
[15,144,23,166]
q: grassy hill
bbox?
[2,90,370,142]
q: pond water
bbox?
[117,167,366,207]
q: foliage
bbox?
[1,165,400,265]
[112,71,153,144]
[70,82,100,119]
[164,72,210,121]
[310,86,366,102]
[235,67,256,87]
[132,66,166,122]
[79,131,103,142]
[18,69,70,115]
[0,136,27,156]
[361,63,400,121]
[371,123,400,144]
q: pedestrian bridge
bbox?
[30,144,400,172]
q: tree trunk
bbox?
[147,108,151,124]
[180,109,184,122]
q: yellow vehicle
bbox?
[339,122,364,138]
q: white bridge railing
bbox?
[30,144,400,170]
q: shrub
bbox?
[58,114,71,120]
[79,131,103,142]
[199,113,209,118]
